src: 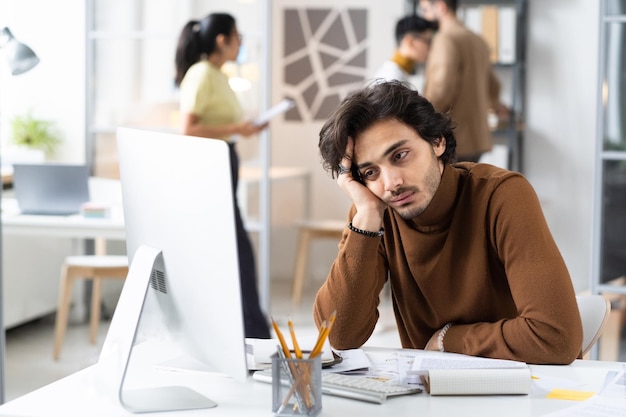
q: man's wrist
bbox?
[350,212,383,233]
[437,323,453,352]
[348,222,384,238]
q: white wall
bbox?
[524,0,598,292]
[1,0,601,294]
[0,0,85,163]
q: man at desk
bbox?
[313,81,582,365]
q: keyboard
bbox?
[253,369,422,404]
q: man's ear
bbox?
[434,137,446,157]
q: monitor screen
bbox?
[96,127,247,413]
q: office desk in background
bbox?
[1,168,309,327]
[2,166,309,239]
[238,165,311,231]
[2,208,125,240]
[1,198,126,328]
[0,344,623,417]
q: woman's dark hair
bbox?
[319,80,456,177]
[174,13,236,87]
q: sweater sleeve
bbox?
[488,69,501,111]
[442,175,583,364]
[313,209,389,350]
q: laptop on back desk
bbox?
[12,163,90,215]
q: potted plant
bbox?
[10,112,62,158]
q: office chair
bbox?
[576,294,611,357]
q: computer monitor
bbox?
[96,127,247,413]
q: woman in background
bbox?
[175,12,270,338]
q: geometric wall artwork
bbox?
[280,8,368,122]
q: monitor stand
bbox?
[121,386,216,413]
[97,244,217,413]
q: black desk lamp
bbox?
[0,26,40,404]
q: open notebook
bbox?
[408,352,531,395]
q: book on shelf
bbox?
[460,4,518,65]
[498,6,517,64]
[481,5,499,63]
[463,6,483,34]
[408,353,532,396]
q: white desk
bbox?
[1,197,126,327]
[2,210,126,240]
[0,344,624,417]
[0,167,310,236]
[0,167,309,325]
[238,165,311,231]
[0,165,309,238]
[1,175,126,241]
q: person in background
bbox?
[419,0,508,162]
[373,15,438,85]
[175,12,270,339]
[313,81,582,365]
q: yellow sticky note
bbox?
[546,389,596,401]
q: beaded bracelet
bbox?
[437,323,453,352]
[348,222,384,238]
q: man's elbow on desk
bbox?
[534,332,583,365]
[442,323,582,365]
[518,321,583,365]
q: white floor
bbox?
[3,276,401,402]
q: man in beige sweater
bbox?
[314,81,582,365]
[419,0,505,162]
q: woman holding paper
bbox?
[175,12,270,339]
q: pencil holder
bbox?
[272,352,322,416]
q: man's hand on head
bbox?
[337,137,386,231]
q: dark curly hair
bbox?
[319,80,456,178]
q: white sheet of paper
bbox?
[599,370,626,399]
[543,397,626,417]
[253,99,295,125]
[410,351,527,376]
[245,336,333,368]
[323,349,371,374]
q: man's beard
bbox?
[388,159,442,220]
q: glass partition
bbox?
[606,0,626,15]
[603,22,626,151]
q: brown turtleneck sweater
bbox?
[314,163,582,365]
